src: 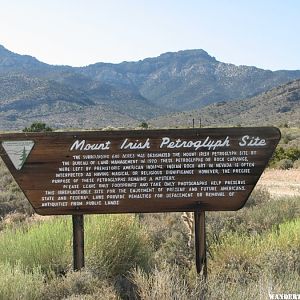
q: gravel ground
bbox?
[257,169,300,197]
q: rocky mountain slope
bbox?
[0,44,300,130]
[78,50,300,111]
[150,79,300,128]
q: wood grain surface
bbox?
[0,127,280,215]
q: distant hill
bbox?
[78,50,300,111]
[150,79,300,128]
[0,44,300,129]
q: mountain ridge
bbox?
[0,44,300,130]
[150,79,300,128]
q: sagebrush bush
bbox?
[140,212,193,273]
[205,272,300,300]
[241,196,300,234]
[293,159,300,168]
[0,159,33,217]
[132,263,300,300]
[244,187,271,207]
[272,147,300,162]
[209,219,300,283]
[276,158,294,169]
[206,196,300,242]
[0,212,28,231]
[41,269,120,300]
[0,216,72,274]
[0,214,152,278]
[0,262,44,300]
[85,214,152,278]
[132,264,201,300]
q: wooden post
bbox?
[194,211,207,278]
[72,214,85,271]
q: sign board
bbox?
[0,127,280,215]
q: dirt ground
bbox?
[257,169,300,197]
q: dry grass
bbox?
[257,169,300,197]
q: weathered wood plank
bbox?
[0,127,280,215]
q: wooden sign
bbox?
[0,127,280,215]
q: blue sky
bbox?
[0,0,299,70]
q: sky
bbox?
[0,0,299,70]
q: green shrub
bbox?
[0,217,72,274]
[23,122,53,132]
[85,214,152,278]
[242,197,300,234]
[0,262,44,300]
[209,219,300,282]
[207,196,300,243]
[0,214,152,277]
[270,146,300,168]
[140,121,149,129]
[285,147,300,161]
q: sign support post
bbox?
[194,211,207,278]
[72,214,85,271]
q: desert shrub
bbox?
[154,229,193,271]
[0,212,27,231]
[0,262,44,300]
[0,159,33,217]
[132,264,202,300]
[140,213,193,272]
[260,219,300,276]
[142,195,300,279]
[242,197,300,234]
[244,187,271,207]
[64,294,119,300]
[209,233,262,283]
[207,196,300,245]
[263,248,300,278]
[0,217,72,274]
[140,213,185,251]
[293,159,300,169]
[282,133,293,144]
[132,264,300,300]
[0,214,152,278]
[85,214,152,279]
[140,121,149,129]
[205,272,300,300]
[270,146,300,168]
[23,122,53,132]
[41,269,119,300]
[209,219,300,283]
[276,159,294,169]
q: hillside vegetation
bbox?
[150,79,300,128]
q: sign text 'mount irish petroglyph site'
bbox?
[0,127,280,215]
